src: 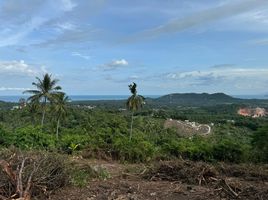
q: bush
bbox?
[112,134,156,162]
[251,125,268,162]
[212,138,245,163]
[59,133,91,154]
[160,136,213,161]
[0,124,11,146]
[11,126,56,150]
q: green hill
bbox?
[68,93,268,108]
[152,93,239,106]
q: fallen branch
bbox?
[222,179,239,198]
[1,151,68,200]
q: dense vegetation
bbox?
[0,75,267,165]
[0,97,267,164]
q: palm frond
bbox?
[53,86,62,90]
[23,89,41,94]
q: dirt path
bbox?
[51,158,268,200]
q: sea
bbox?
[0,95,161,103]
[233,95,268,99]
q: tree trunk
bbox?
[130,111,134,141]
[56,118,60,140]
[41,97,47,127]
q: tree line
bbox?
[24,73,145,140]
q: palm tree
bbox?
[53,92,69,140]
[126,82,145,140]
[27,98,40,125]
[24,73,62,126]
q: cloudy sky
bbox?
[0,0,268,95]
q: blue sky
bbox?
[0,0,268,95]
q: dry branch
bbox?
[0,151,68,200]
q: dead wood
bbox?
[0,150,68,200]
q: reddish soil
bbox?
[50,159,268,200]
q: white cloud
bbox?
[0,0,79,47]
[165,67,268,80]
[0,60,45,76]
[71,52,91,60]
[101,59,129,70]
[0,17,47,47]
[60,0,77,11]
[111,59,128,66]
[122,0,268,43]
[129,75,139,79]
[57,22,76,31]
[163,67,268,90]
[250,38,268,46]
[0,87,31,91]
[218,7,268,33]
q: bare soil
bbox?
[51,158,268,200]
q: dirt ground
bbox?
[51,159,268,200]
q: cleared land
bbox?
[51,158,268,200]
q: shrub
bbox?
[11,126,55,150]
[59,133,91,153]
[212,138,244,163]
[251,125,268,162]
[112,134,156,162]
[70,163,110,187]
[160,136,213,161]
[0,124,11,146]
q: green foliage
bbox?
[251,125,268,162]
[0,97,267,163]
[70,165,110,187]
[160,136,213,161]
[59,133,91,153]
[212,138,246,163]
[7,126,56,150]
[112,133,156,162]
[70,169,92,187]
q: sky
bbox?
[0,0,268,95]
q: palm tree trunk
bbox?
[56,118,60,140]
[41,97,47,127]
[130,111,134,141]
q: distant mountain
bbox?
[69,93,268,108]
[151,93,268,106]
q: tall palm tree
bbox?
[126,82,145,140]
[53,92,69,140]
[24,73,62,126]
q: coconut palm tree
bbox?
[126,82,145,140]
[24,73,62,126]
[53,92,69,140]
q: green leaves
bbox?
[127,82,145,112]
[126,95,145,111]
[251,125,268,162]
